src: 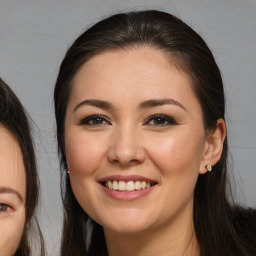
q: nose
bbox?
[107,126,146,166]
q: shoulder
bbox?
[232,205,256,254]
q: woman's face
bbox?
[0,126,26,256]
[65,47,210,234]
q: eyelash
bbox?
[78,114,177,127]
[144,114,177,126]
[79,114,111,126]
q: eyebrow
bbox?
[73,99,113,112]
[0,187,24,202]
[73,98,187,112]
[138,98,187,111]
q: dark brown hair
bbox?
[54,10,255,256]
[0,78,45,255]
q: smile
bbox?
[104,180,155,192]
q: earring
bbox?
[206,164,212,172]
[66,162,70,174]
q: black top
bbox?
[233,206,256,255]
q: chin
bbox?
[104,223,151,235]
[97,211,155,235]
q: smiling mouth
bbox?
[103,180,157,192]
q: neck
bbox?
[104,209,199,256]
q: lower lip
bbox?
[101,185,155,201]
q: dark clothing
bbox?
[233,206,256,255]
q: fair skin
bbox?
[0,126,26,256]
[65,47,226,256]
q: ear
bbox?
[199,118,226,174]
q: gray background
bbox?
[0,0,255,255]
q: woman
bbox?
[0,78,45,255]
[54,10,256,256]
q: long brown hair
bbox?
[54,10,255,256]
[0,78,45,255]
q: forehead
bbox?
[75,47,182,80]
[0,126,26,198]
[70,47,198,105]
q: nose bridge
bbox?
[107,121,145,165]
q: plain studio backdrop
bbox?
[0,0,255,254]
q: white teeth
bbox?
[126,181,135,191]
[107,181,113,189]
[113,180,118,190]
[135,181,141,190]
[119,181,126,191]
[104,180,154,191]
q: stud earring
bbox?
[66,163,70,174]
[206,164,212,172]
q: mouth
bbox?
[102,180,157,192]
[98,176,157,201]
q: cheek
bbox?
[65,132,107,177]
[146,133,203,219]
[147,131,205,175]
[0,210,25,256]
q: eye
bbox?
[79,114,111,126]
[0,203,11,213]
[145,114,177,126]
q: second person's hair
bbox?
[0,77,45,256]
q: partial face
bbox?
[0,126,26,256]
[65,47,209,234]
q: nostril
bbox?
[107,145,146,166]
[110,158,142,167]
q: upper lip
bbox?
[97,175,157,183]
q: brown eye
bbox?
[145,114,177,126]
[79,114,111,126]
[0,204,10,212]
